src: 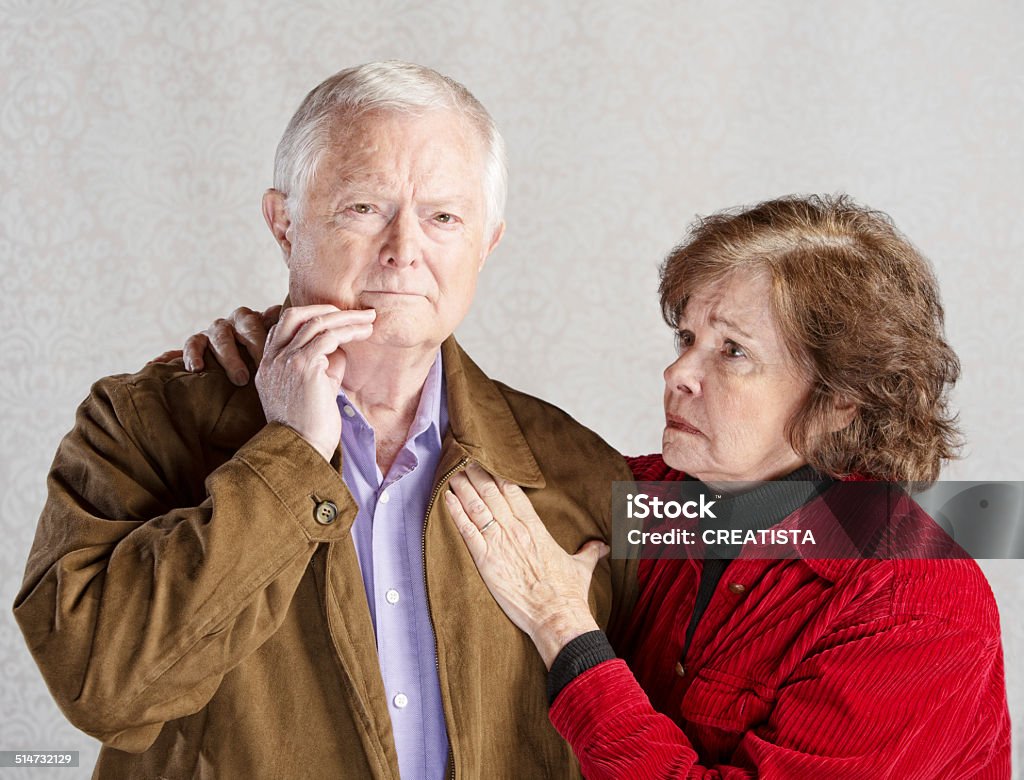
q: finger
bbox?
[206,320,251,386]
[288,310,377,351]
[260,304,283,327]
[183,334,209,372]
[324,347,347,384]
[227,305,259,321]
[463,463,516,523]
[444,490,489,560]
[498,479,544,529]
[149,349,183,365]
[573,539,611,574]
[274,305,375,345]
[273,304,349,344]
[227,307,270,364]
[268,327,371,393]
[449,471,496,531]
[283,323,374,370]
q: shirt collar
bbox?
[408,350,446,451]
[337,350,446,451]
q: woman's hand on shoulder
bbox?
[151,304,281,386]
[446,463,604,668]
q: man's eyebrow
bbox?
[327,180,385,206]
[419,196,471,210]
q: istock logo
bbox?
[625,492,718,520]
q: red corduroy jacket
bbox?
[550,454,1011,778]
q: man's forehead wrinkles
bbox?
[323,164,476,202]
[331,170,391,190]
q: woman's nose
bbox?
[663,349,703,396]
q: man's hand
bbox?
[183,305,282,385]
[256,305,375,462]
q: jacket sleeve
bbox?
[549,613,1010,778]
[12,373,355,753]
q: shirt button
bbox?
[675,661,686,677]
[393,693,408,709]
[342,404,356,418]
[385,589,400,605]
[379,490,390,504]
[728,582,746,594]
[314,500,338,525]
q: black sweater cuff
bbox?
[546,629,616,706]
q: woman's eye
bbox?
[350,203,373,214]
[723,340,746,358]
[675,330,694,351]
[434,213,454,224]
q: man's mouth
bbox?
[360,290,428,305]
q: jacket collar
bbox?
[440,337,545,489]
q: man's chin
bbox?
[365,313,442,351]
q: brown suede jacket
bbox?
[14,338,637,779]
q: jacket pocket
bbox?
[681,667,774,733]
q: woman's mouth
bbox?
[665,414,702,435]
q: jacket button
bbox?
[728,582,746,594]
[675,661,686,677]
[314,500,338,525]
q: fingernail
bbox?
[232,370,249,385]
[183,357,192,371]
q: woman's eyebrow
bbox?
[709,314,756,340]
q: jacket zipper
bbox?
[422,455,468,780]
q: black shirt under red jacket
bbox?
[549,454,1011,778]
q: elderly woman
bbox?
[184,195,1009,777]
[444,194,1009,778]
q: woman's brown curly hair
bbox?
[659,194,961,484]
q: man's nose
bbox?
[663,349,703,396]
[380,211,422,268]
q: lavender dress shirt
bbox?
[338,352,449,780]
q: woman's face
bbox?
[662,271,812,486]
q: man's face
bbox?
[269,109,503,351]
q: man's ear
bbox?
[262,189,293,263]
[478,221,506,271]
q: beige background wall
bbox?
[1,1,1020,775]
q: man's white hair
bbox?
[274,60,508,232]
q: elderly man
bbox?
[15,62,635,779]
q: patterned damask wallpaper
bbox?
[1,1,1020,775]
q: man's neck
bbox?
[341,342,440,474]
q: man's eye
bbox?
[723,340,746,358]
[350,203,373,214]
[434,213,454,224]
